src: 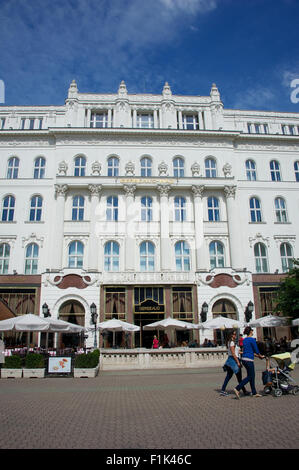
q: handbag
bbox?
[223,356,240,374]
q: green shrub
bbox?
[74,350,99,368]
[4,354,23,369]
[24,353,45,369]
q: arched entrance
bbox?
[212,299,238,345]
[58,300,85,348]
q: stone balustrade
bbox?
[99,347,227,370]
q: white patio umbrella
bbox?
[89,319,140,348]
[248,314,288,328]
[292,318,299,326]
[201,316,244,330]
[143,317,197,347]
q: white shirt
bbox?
[227,341,240,358]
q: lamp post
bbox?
[90,303,98,349]
[42,303,51,351]
[200,302,208,323]
[245,301,254,323]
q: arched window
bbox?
[174,196,186,222]
[106,196,118,221]
[274,197,288,223]
[74,156,86,176]
[270,160,281,181]
[254,242,269,273]
[249,197,262,222]
[107,156,119,177]
[104,241,120,272]
[205,158,217,178]
[209,241,225,269]
[173,157,184,177]
[68,241,84,268]
[2,195,15,222]
[280,243,293,272]
[294,161,299,182]
[245,160,256,181]
[140,157,152,177]
[207,196,220,221]
[141,196,153,222]
[25,243,39,274]
[72,196,85,221]
[34,157,46,179]
[29,195,43,222]
[0,243,10,274]
[175,241,190,271]
[7,157,19,179]
[140,241,155,271]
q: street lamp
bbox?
[245,301,254,323]
[42,302,51,317]
[200,302,208,323]
[90,303,98,348]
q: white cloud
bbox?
[159,0,217,14]
[233,86,276,110]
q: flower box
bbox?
[1,368,23,378]
[73,350,100,377]
[23,368,45,378]
[73,365,99,378]
[23,353,45,378]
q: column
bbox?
[88,184,102,271]
[132,108,137,128]
[224,185,243,270]
[52,184,68,269]
[86,108,91,127]
[123,184,137,271]
[198,111,204,130]
[154,109,158,129]
[108,108,112,128]
[157,184,171,271]
[178,110,183,129]
[191,185,206,271]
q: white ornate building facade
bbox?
[0,80,298,347]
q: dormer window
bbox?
[136,113,154,129]
[182,114,199,130]
[90,112,111,128]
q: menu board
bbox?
[48,357,72,374]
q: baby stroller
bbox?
[262,352,298,397]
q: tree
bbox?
[274,259,299,320]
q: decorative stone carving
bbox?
[88,184,102,197]
[223,162,232,178]
[54,184,68,198]
[125,161,135,176]
[123,184,137,197]
[157,184,171,196]
[158,161,168,176]
[191,162,201,177]
[22,233,44,248]
[57,161,68,176]
[191,185,205,198]
[162,82,172,98]
[223,185,237,199]
[91,161,101,176]
[249,233,270,247]
[118,80,128,97]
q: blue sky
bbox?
[0,0,299,111]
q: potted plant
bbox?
[1,354,23,378]
[73,349,100,378]
[23,353,45,378]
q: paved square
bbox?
[0,363,298,449]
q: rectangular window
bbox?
[0,289,37,315]
[172,287,193,320]
[21,118,26,130]
[29,119,35,130]
[136,113,154,128]
[289,125,295,135]
[254,123,260,133]
[182,114,199,130]
[105,287,126,320]
[281,124,287,134]
[90,112,110,128]
[39,118,43,129]
[247,123,252,133]
[0,118,5,129]
[263,124,269,134]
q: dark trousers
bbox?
[236,360,257,395]
[221,366,247,393]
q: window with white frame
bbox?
[280,242,293,272]
[90,112,110,128]
[25,243,39,274]
[174,196,186,222]
[0,118,5,129]
[270,160,281,181]
[2,195,15,222]
[29,195,43,222]
[140,157,152,177]
[205,158,217,178]
[34,157,46,179]
[72,196,85,221]
[29,119,35,130]
[175,241,190,271]
[173,157,184,177]
[0,243,10,274]
[140,241,155,271]
[136,113,154,129]
[209,241,225,269]
[68,241,84,268]
[245,160,257,181]
[254,123,260,134]
[294,161,299,181]
[182,114,199,130]
[74,156,86,176]
[104,241,120,272]
[254,242,269,273]
[106,196,118,221]
[7,157,19,179]
[274,197,288,223]
[207,196,220,221]
[107,156,119,176]
[141,196,153,222]
[249,197,262,222]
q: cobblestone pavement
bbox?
[0,363,298,450]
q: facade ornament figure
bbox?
[57,160,68,176]
[125,161,135,176]
[191,162,201,177]
[191,185,205,198]
[158,161,168,176]
[54,184,68,198]
[223,185,237,199]
[118,80,128,97]
[91,160,101,176]
[157,184,171,196]
[162,82,172,98]
[88,184,102,197]
[223,162,232,178]
[67,79,78,99]
[123,184,136,197]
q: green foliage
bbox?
[74,350,100,368]
[24,353,45,369]
[275,259,299,320]
[4,354,23,369]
